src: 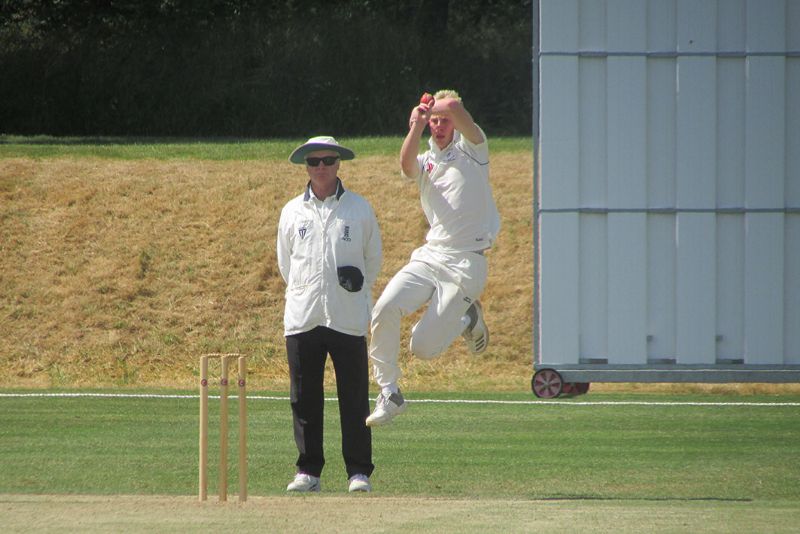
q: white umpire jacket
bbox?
[277,179,382,337]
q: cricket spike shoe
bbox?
[462,301,489,354]
[365,390,407,427]
[348,474,372,492]
[286,473,321,492]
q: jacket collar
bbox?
[304,178,345,201]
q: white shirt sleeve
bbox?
[276,205,292,284]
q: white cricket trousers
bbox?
[369,245,488,388]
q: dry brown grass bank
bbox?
[0,153,534,391]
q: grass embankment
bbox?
[0,136,533,391]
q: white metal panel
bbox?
[677,0,716,52]
[676,56,716,208]
[607,0,646,52]
[579,58,607,206]
[676,214,716,364]
[716,58,746,208]
[745,57,785,208]
[579,214,608,360]
[745,214,784,364]
[647,0,676,51]
[607,214,648,363]
[647,59,676,207]
[787,217,800,364]
[647,215,676,360]
[788,58,800,208]
[540,214,580,364]
[716,215,745,360]
[537,0,798,373]
[607,57,647,209]
[579,0,606,50]
[745,0,785,52]
[540,57,580,209]
[540,0,578,52]
[717,0,746,51]
[789,0,800,50]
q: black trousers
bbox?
[286,326,374,479]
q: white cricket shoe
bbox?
[462,301,489,354]
[348,474,372,492]
[286,473,321,492]
[365,390,407,427]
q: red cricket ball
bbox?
[420,93,434,106]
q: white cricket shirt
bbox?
[405,127,501,253]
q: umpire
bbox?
[277,136,382,492]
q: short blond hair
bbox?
[433,89,461,101]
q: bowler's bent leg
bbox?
[369,262,436,389]
[409,279,473,359]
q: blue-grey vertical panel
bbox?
[539,0,580,366]
[717,58,746,208]
[580,214,608,360]
[787,216,800,364]
[787,58,799,365]
[676,214,717,364]
[579,58,608,206]
[745,0,785,52]
[647,214,676,360]
[540,0,579,52]
[540,214,581,364]
[608,214,648,363]
[716,215,745,360]
[579,0,606,50]
[540,57,580,209]
[789,0,800,50]
[788,58,800,210]
[745,214,784,364]
[677,0,717,52]
[647,0,676,51]
[647,58,676,208]
[745,56,785,208]
[676,57,717,208]
[607,0,646,51]
[717,0,746,50]
[607,57,647,209]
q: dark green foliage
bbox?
[0,0,533,136]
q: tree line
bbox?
[0,0,533,137]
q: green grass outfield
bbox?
[1,390,799,532]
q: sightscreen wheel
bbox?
[532,369,563,398]
[561,382,578,396]
[561,382,591,397]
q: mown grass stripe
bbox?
[1,392,798,406]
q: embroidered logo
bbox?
[342,225,352,242]
[298,227,308,239]
[425,161,434,174]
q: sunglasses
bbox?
[305,156,340,167]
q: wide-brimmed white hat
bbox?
[289,136,355,164]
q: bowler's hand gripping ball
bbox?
[420,93,435,108]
